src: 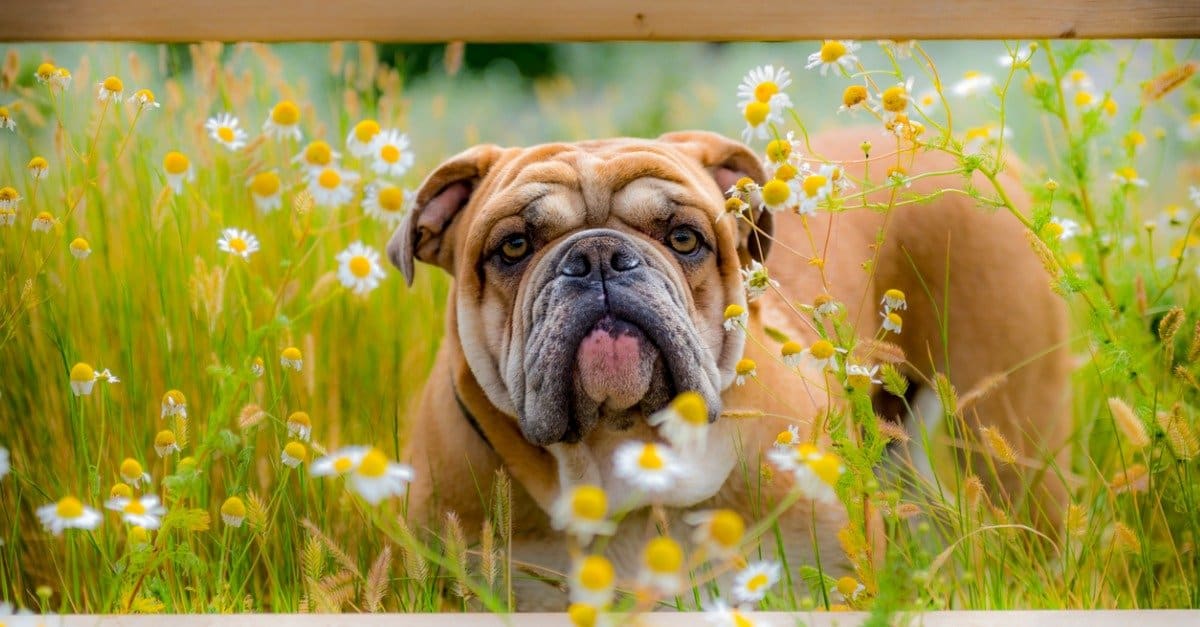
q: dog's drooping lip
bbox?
[575,315,659,412]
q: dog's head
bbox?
[389,131,772,504]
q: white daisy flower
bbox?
[362,182,414,229]
[370,129,415,178]
[684,508,745,560]
[551,484,617,545]
[96,75,125,102]
[913,89,940,112]
[221,497,246,527]
[31,212,55,232]
[287,411,312,441]
[704,600,771,627]
[306,166,360,208]
[812,294,840,319]
[837,576,867,602]
[206,113,248,151]
[802,339,846,372]
[162,151,194,195]
[734,358,757,386]
[638,536,685,595]
[740,260,778,302]
[797,172,833,215]
[881,311,903,334]
[70,238,91,259]
[570,555,616,608]
[0,106,16,131]
[846,363,882,388]
[736,65,793,110]
[106,494,166,530]
[819,162,852,194]
[963,124,1012,154]
[69,362,98,396]
[1063,69,1095,92]
[757,177,794,213]
[336,241,387,295]
[766,443,844,503]
[247,171,283,213]
[348,448,414,505]
[119,458,151,489]
[346,119,382,158]
[52,67,72,89]
[838,84,877,114]
[0,208,17,226]
[0,186,21,210]
[281,441,307,468]
[732,560,782,604]
[1111,166,1148,188]
[881,288,907,312]
[722,304,748,332]
[310,445,371,477]
[878,39,916,58]
[128,88,161,111]
[646,391,710,453]
[879,77,916,118]
[780,341,803,368]
[161,389,187,419]
[280,347,303,372]
[740,93,790,143]
[772,424,802,449]
[217,228,260,260]
[293,140,341,173]
[613,441,683,495]
[263,100,302,141]
[998,45,1035,67]
[1047,216,1080,240]
[37,496,102,535]
[951,71,995,97]
[806,40,860,76]
[154,429,179,457]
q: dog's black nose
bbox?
[559,234,642,279]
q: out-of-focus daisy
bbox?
[705,599,771,627]
[962,124,1012,154]
[613,441,682,495]
[846,363,882,388]
[369,129,415,178]
[638,536,685,594]
[310,446,370,477]
[306,166,359,208]
[813,293,840,319]
[28,156,49,179]
[129,525,152,549]
[806,40,860,76]
[734,358,757,386]
[336,241,386,295]
[128,88,161,111]
[362,182,413,228]
[38,496,101,535]
[1179,113,1200,141]
[106,483,133,509]
[999,45,1036,67]
[31,211,55,232]
[280,346,303,372]
[1111,166,1148,188]
[1063,69,1095,91]
[741,260,778,301]
[161,389,187,419]
[162,151,194,195]
[247,170,283,213]
[723,303,748,332]
[294,140,341,173]
[881,311,903,334]
[52,67,72,88]
[951,71,995,97]
[685,508,745,560]
[551,484,616,544]
[732,561,782,604]
[780,341,803,368]
[251,356,266,377]
[206,113,247,151]
[767,443,844,503]
[35,62,56,84]
[1044,216,1080,240]
[97,75,125,102]
[773,424,801,448]
[0,186,21,210]
[836,576,866,602]
[287,411,312,441]
[221,496,246,527]
[107,494,166,529]
[1191,185,1200,207]
[217,228,260,260]
[346,119,381,158]
[154,430,179,457]
[119,458,151,488]
[570,555,616,608]
[281,441,307,468]
[0,106,16,131]
[0,445,9,482]
[881,288,907,312]
[69,362,97,396]
[879,39,916,58]
[263,100,302,141]
[647,391,710,452]
[914,89,940,112]
[348,448,414,505]
[1,208,18,227]
[803,339,845,372]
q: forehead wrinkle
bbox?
[491,143,576,191]
[576,151,612,226]
[602,152,692,195]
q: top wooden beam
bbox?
[1,0,1197,42]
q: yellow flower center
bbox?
[130,526,150,544]
[885,288,905,302]
[217,126,236,142]
[228,237,248,253]
[735,358,756,376]
[303,141,334,166]
[732,611,754,627]
[802,174,828,198]
[282,347,302,361]
[567,603,597,627]
[124,499,147,515]
[120,458,143,479]
[379,143,401,164]
[163,152,189,175]
[843,85,868,107]
[284,441,307,462]
[637,443,665,470]
[1074,91,1095,107]
[775,430,794,445]
[333,457,354,473]
[743,101,770,127]
[164,389,186,406]
[765,139,790,163]
[70,362,95,382]
[886,312,902,328]
[809,452,844,485]
[0,187,16,201]
[37,62,56,79]
[251,172,281,196]
[29,156,48,170]
[571,485,608,520]
[110,483,132,499]
[35,211,53,223]
[671,391,708,426]
[56,496,84,519]
[1043,222,1064,238]
[644,537,683,573]
[820,40,847,63]
[1116,166,1139,181]
[271,101,299,125]
[102,75,123,92]
[70,237,88,252]
[155,430,176,447]
[781,340,802,357]
[317,168,341,189]
[708,509,745,548]
[578,556,614,590]
[753,80,779,103]
[746,572,770,591]
[760,179,790,206]
[221,497,246,518]
[358,449,389,477]
[354,119,381,143]
[348,255,372,278]
[881,85,908,113]
[1124,131,1145,147]
[723,304,745,320]
[774,163,798,181]
[1102,97,1118,116]
[809,340,835,360]
[288,411,311,427]
[377,186,405,211]
[836,576,859,597]
[134,88,155,103]
[1069,70,1088,84]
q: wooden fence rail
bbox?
[1,0,1197,42]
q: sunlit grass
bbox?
[0,39,1198,618]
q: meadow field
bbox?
[0,39,1198,620]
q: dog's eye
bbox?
[667,226,701,255]
[499,234,531,263]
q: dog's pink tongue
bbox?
[576,322,653,410]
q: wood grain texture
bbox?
[0,1,1197,42]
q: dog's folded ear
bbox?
[388,143,503,285]
[657,130,774,264]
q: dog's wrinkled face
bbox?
[389,132,771,505]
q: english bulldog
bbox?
[386,128,1071,608]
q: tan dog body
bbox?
[390,128,1070,609]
